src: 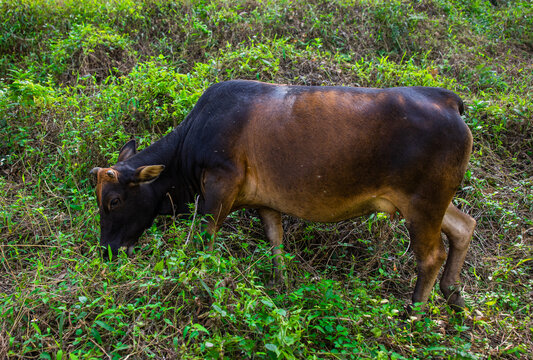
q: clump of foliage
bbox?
[1,0,531,359]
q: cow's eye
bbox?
[109,198,121,210]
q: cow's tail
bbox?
[457,96,464,115]
[447,91,465,115]
[450,91,464,116]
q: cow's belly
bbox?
[236,176,399,222]
[278,195,398,222]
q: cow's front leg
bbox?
[258,208,286,286]
[200,168,243,251]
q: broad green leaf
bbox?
[95,320,115,332]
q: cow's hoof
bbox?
[447,293,466,312]
[266,271,288,290]
[404,303,425,321]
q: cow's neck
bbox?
[126,129,182,170]
[125,127,195,214]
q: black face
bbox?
[92,140,166,259]
[97,178,160,258]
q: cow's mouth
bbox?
[100,238,135,259]
[121,243,136,257]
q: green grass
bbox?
[1,0,532,358]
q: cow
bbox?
[91,80,476,310]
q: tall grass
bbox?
[1,0,532,358]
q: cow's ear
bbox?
[118,139,137,162]
[134,165,165,184]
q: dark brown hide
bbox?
[93,80,475,310]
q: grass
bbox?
[1,0,532,358]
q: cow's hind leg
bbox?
[440,203,476,310]
[258,208,285,284]
[407,210,448,308]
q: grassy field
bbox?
[0,0,532,358]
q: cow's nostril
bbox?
[127,245,135,257]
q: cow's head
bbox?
[91,140,165,258]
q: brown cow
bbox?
[91,80,475,310]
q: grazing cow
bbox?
[91,80,476,309]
